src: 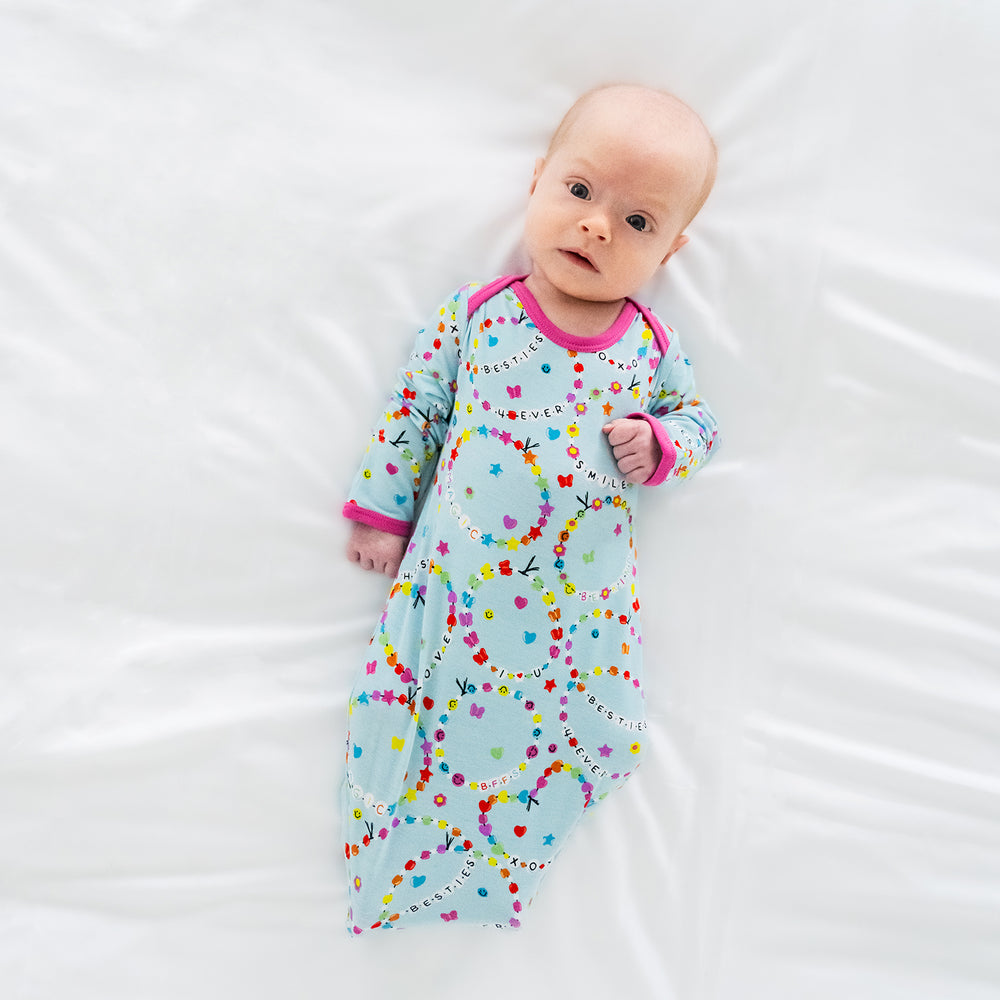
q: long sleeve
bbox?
[632,336,719,488]
[343,285,471,536]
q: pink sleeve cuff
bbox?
[342,501,411,537]
[627,413,677,487]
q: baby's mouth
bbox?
[560,249,597,271]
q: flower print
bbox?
[353,876,362,892]
[630,742,641,755]
[433,793,447,808]
[567,445,580,459]
[610,381,623,394]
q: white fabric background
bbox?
[3,1,999,997]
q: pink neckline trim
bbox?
[511,279,638,353]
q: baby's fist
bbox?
[347,522,407,577]
[602,418,661,484]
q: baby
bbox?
[341,84,719,933]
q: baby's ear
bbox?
[529,157,546,195]
[660,233,689,266]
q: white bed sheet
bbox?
[3,1,1000,998]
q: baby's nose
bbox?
[579,212,610,241]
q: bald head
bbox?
[546,84,717,228]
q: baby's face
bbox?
[523,97,707,308]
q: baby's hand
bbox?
[602,418,662,485]
[346,522,407,577]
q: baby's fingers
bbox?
[611,440,643,466]
[615,452,648,477]
[602,419,641,447]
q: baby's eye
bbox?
[626,214,648,232]
[569,182,590,200]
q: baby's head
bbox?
[524,85,716,309]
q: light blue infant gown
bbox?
[341,275,718,932]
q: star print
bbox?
[437,540,449,556]
[358,692,370,705]
[544,679,556,692]
[481,533,494,547]
[420,767,433,782]
[489,464,502,477]
[614,523,622,536]
[598,744,613,757]
[478,425,489,436]
[539,501,554,517]
[421,740,433,753]
[603,402,614,415]
[498,430,512,445]
[543,834,555,846]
